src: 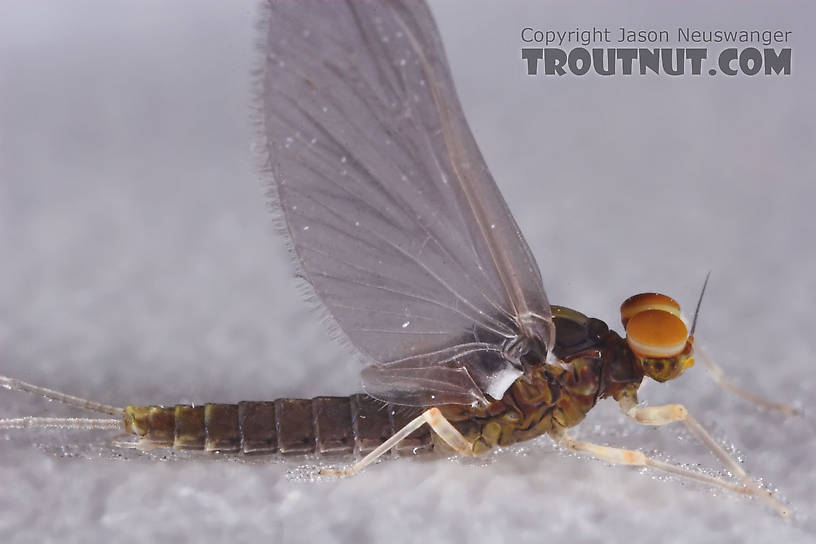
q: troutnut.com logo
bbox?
[521,27,792,76]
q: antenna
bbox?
[689,271,711,337]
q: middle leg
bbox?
[619,400,790,519]
[556,431,755,497]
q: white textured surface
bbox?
[1,1,814,542]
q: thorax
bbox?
[439,306,643,453]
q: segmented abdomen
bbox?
[123,394,432,457]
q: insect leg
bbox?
[694,345,800,414]
[557,431,755,493]
[621,401,790,519]
[320,408,473,477]
[422,407,474,455]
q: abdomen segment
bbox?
[123,394,433,457]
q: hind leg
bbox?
[320,407,473,477]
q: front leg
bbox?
[622,401,688,426]
[695,344,799,414]
[618,394,789,518]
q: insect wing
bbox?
[261,0,553,406]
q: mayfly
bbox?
[0,0,798,519]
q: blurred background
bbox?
[0,1,814,542]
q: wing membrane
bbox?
[261,0,553,405]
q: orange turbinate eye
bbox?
[620,292,681,328]
[625,309,689,358]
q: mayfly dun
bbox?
[0,0,798,520]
